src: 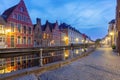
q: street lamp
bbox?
[75,38,79,43]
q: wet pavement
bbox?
[39,48,120,80]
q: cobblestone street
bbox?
[39,48,120,80]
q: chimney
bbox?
[36,18,41,25]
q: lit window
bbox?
[17,36,21,44]
[43,33,46,39]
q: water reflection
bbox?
[0,48,87,74]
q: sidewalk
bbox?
[39,48,120,80]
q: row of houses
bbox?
[0,0,94,74]
[101,0,120,54]
[0,0,93,49]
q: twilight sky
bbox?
[0,0,116,40]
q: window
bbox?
[23,26,26,34]
[28,37,31,45]
[18,24,21,32]
[0,37,5,43]
[3,37,5,42]
[17,36,21,44]
[13,14,17,19]
[20,7,24,12]
[0,25,3,30]
[43,33,46,39]
[0,37,2,42]
[24,16,26,22]
[11,23,14,32]
[0,59,5,67]
[18,14,21,20]
[119,12,120,18]
[11,36,14,47]
[28,27,31,34]
[23,37,26,44]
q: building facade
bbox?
[33,18,42,47]
[59,23,84,45]
[0,0,34,73]
[51,21,61,46]
[116,0,120,53]
[108,19,117,46]
[0,16,6,48]
[2,0,33,48]
[42,20,53,47]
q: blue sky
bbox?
[0,0,116,40]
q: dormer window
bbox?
[20,7,24,12]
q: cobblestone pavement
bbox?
[39,48,120,80]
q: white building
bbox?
[59,23,84,45]
[0,16,6,48]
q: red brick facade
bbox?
[2,0,33,48]
[42,21,52,47]
[52,21,61,46]
[116,0,120,53]
[33,18,42,47]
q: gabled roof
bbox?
[2,5,17,21]
[59,23,82,34]
[0,16,6,25]
[109,19,115,24]
[42,20,53,32]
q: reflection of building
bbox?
[0,16,6,48]
[1,0,33,48]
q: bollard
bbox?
[39,48,43,67]
[63,48,65,61]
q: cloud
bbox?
[0,0,116,40]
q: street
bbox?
[39,48,120,80]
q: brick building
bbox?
[50,21,61,46]
[33,18,42,47]
[116,0,120,54]
[0,0,34,73]
[2,0,33,48]
[42,20,53,47]
[0,16,6,48]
